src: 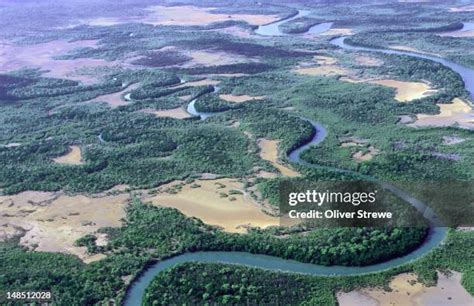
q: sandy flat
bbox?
[0,39,116,84]
[409,98,473,129]
[0,191,129,263]
[88,83,140,107]
[352,146,380,162]
[143,6,279,26]
[258,139,300,177]
[142,107,192,119]
[171,79,221,89]
[371,79,436,102]
[219,94,265,103]
[321,28,354,36]
[53,145,84,165]
[182,50,254,68]
[314,55,338,65]
[449,5,474,12]
[338,271,473,306]
[294,65,349,76]
[355,55,383,66]
[144,179,278,233]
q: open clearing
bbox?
[258,139,300,177]
[219,94,265,103]
[143,179,278,233]
[352,146,380,162]
[409,98,474,129]
[371,79,437,102]
[80,6,278,27]
[142,107,192,119]
[354,55,383,66]
[88,83,140,107]
[0,191,129,263]
[53,145,84,165]
[337,271,473,306]
[142,6,279,26]
[321,28,354,36]
[294,55,352,77]
[182,50,255,68]
[0,39,117,84]
[294,65,349,76]
[171,79,221,89]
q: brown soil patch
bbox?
[339,136,369,147]
[88,83,140,107]
[258,139,300,177]
[142,107,192,119]
[219,94,265,103]
[352,146,380,162]
[143,6,279,26]
[314,55,338,65]
[0,40,116,84]
[182,50,254,68]
[321,28,354,36]
[371,79,437,102]
[355,55,383,66]
[143,179,278,233]
[295,65,349,76]
[409,98,474,129]
[337,271,473,306]
[53,146,84,165]
[0,191,129,263]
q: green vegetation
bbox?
[1,0,473,304]
[143,230,473,306]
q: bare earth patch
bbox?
[314,55,338,65]
[142,6,279,26]
[88,83,140,108]
[340,136,370,147]
[0,40,117,84]
[295,65,349,76]
[409,98,474,130]
[355,55,383,66]
[371,79,437,102]
[143,179,278,233]
[337,271,473,306]
[321,28,354,36]
[0,191,129,263]
[352,146,380,162]
[53,145,84,165]
[171,79,221,89]
[181,50,255,68]
[219,94,265,103]
[142,107,192,119]
[258,139,300,177]
[294,55,352,77]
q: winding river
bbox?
[121,12,474,306]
